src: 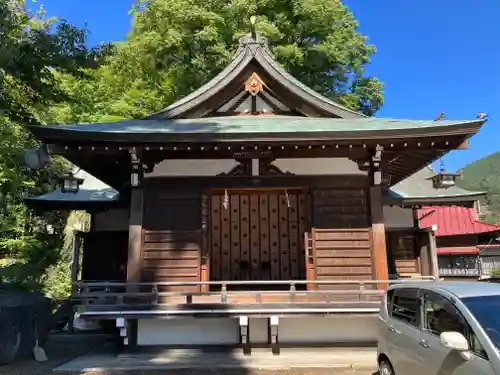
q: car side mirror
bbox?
[440,332,472,361]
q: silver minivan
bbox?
[377,282,500,375]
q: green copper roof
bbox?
[388,165,485,202]
[31,116,483,138]
[25,169,119,203]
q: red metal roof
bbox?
[417,205,500,237]
[437,247,480,255]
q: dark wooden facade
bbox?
[28,31,485,294]
[134,171,379,290]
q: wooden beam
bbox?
[457,139,469,150]
[370,185,389,283]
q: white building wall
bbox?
[383,206,415,229]
[137,315,378,346]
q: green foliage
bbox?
[0,0,106,292]
[456,152,500,224]
[43,211,90,300]
[51,0,383,124]
[3,0,386,294]
[490,268,500,277]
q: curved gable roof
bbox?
[146,33,365,120]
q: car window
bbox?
[421,290,468,337]
[462,295,500,354]
[470,331,488,359]
[390,288,420,327]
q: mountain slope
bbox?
[457,152,500,223]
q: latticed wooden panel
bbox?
[209,190,308,282]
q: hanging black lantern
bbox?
[430,160,460,189]
[431,170,460,189]
[60,173,84,194]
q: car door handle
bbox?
[388,326,399,333]
[419,339,430,348]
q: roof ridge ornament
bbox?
[238,16,270,56]
[250,15,257,40]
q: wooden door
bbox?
[209,189,309,284]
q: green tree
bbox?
[52,0,383,124]
[457,152,500,224]
[0,0,108,291]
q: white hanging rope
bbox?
[223,189,229,210]
[285,189,291,208]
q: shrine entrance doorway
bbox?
[208,188,309,289]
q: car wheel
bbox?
[379,359,395,375]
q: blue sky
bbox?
[40,0,500,171]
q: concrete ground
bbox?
[0,332,378,375]
[55,347,378,375]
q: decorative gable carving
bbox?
[245,72,265,96]
[218,158,293,176]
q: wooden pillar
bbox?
[200,193,209,292]
[126,150,144,282]
[69,230,82,333]
[125,150,144,348]
[428,229,439,280]
[127,188,144,282]
[70,231,82,292]
[370,145,389,283]
[370,185,389,282]
[419,232,431,276]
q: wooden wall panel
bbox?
[142,230,201,291]
[141,183,202,290]
[312,228,373,288]
[387,232,420,275]
[312,188,368,228]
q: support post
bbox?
[428,226,439,280]
[68,231,81,333]
[269,316,280,355]
[126,150,144,283]
[370,146,389,284]
[239,316,251,355]
[125,150,144,347]
[419,233,431,277]
[200,193,209,292]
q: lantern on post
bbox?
[60,173,84,194]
